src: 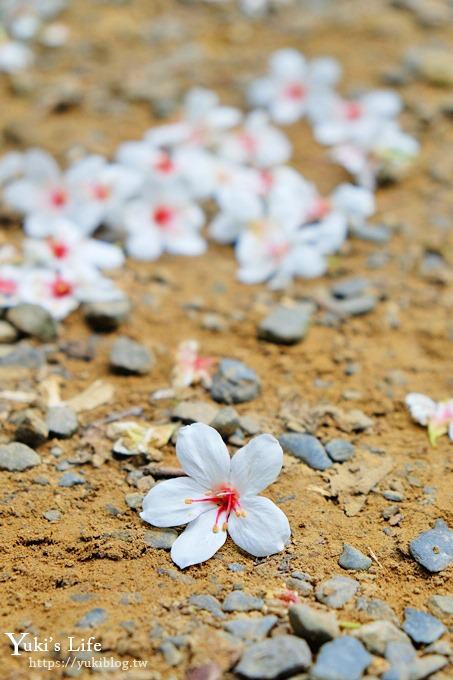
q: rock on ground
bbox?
[83,298,131,332]
[315,576,359,609]
[289,604,339,650]
[46,405,78,439]
[338,543,372,571]
[257,303,314,345]
[409,520,453,572]
[110,336,154,375]
[311,636,371,680]
[235,635,312,679]
[210,359,260,404]
[278,433,332,470]
[6,303,58,341]
[402,608,446,645]
[0,442,41,471]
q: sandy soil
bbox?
[0,1,452,678]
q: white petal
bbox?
[230,434,283,497]
[405,393,437,426]
[82,240,125,270]
[228,496,290,557]
[176,423,231,490]
[140,477,210,527]
[171,508,227,568]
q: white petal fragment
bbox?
[171,508,227,569]
[228,495,290,558]
[230,434,283,497]
[176,423,231,490]
[140,477,210,527]
[405,393,437,426]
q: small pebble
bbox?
[47,405,78,439]
[338,543,372,571]
[289,604,339,650]
[325,439,355,462]
[235,635,312,680]
[210,359,260,404]
[315,576,359,609]
[144,528,178,550]
[224,615,277,641]
[279,433,332,470]
[402,608,446,645]
[110,336,153,375]
[6,303,58,341]
[311,636,371,680]
[223,591,263,612]
[76,608,108,628]
[0,442,41,471]
[409,520,453,573]
[257,303,314,345]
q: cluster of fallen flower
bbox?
[0,0,69,73]
[0,48,419,319]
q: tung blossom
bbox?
[141,423,290,569]
[219,111,291,168]
[406,393,453,445]
[172,340,215,389]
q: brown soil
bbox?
[0,1,452,679]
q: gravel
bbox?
[0,320,18,343]
[144,528,178,550]
[15,409,48,448]
[172,401,218,424]
[315,576,359,609]
[189,594,224,619]
[76,607,108,628]
[325,439,355,462]
[235,635,312,679]
[278,433,332,470]
[310,636,371,680]
[427,594,453,618]
[110,336,153,375]
[58,471,85,487]
[83,298,131,332]
[338,543,372,571]
[6,303,58,341]
[402,608,446,645]
[257,303,314,345]
[224,615,277,641]
[352,620,411,656]
[210,359,260,404]
[0,442,41,471]
[409,519,453,572]
[223,591,264,612]
[289,604,339,650]
[210,406,240,438]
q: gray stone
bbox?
[325,439,355,462]
[0,442,41,471]
[353,620,411,656]
[110,337,153,375]
[83,298,130,332]
[15,410,48,448]
[0,320,18,343]
[210,359,260,404]
[289,604,339,650]
[338,544,372,571]
[228,563,246,573]
[159,640,182,666]
[383,641,416,680]
[6,303,58,341]
[409,520,453,572]
[333,296,378,317]
[43,509,61,522]
[311,636,371,680]
[427,594,453,618]
[355,597,398,624]
[315,576,359,609]
[286,577,314,596]
[223,591,263,612]
[172,401,218,425]
[331,277,370,299]
[144,528,178,550]
[402,608,446,645]
[0,345,45,368]
[404,46,453,87]
[224,615,277,641]
[210,406,240,438]
[409,655,448,680]
[189,594,224,619]
[278,433,332,471]
[383,490,405,502]
[58,472,85,487]
[47,405,78,439]
[235,635,311,679]
[125,492,144,509]
[239,415,261,435]
[257,303,313,345]
[350,223,391,243]
[76,608,108,628]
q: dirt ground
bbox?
[0,0,452,678]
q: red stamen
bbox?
[238,132,257,154]
[50,188,67,208]
[186,486,242,533]
[0,278,17,296]
[51,278,73,298]
[344,101,362,120]
[154,153,175,174]
[153,205,173,228]
[48,239,69,259]
[283,83,306,101]
[93,183,111,201]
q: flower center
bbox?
[283,83,306,101]
[50,188,68,208]
[93,183,111,201]
[154,152,175,175]
[344,101,362,120]
[0,277,17,296]
[50,277,73,298]
[48,239,69,259]
[307,197,331,221]
[153,205,174,229]
[267,241,290,261]
[238,132,257,154]
[185,485,244,533]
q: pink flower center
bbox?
[238,132,257,154]
[50,277,73,298]
[0,277,17,296]
[260,169,274,193]
[48,239,69,259]
[92,183,111,201]
[283,83,306,101]
[267,241,290,261]
[153,205,174,229]
[154,152,175,175]
[307,197,331,221]
[50,188,68,208]
[344,101,363,120]
[185,485,244,532]
[433,402,453,425]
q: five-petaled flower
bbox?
[140,423,290,569]
[406,393,453,446]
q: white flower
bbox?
[172,340,215,388]
[141,423,290,568]
[0,265,24,307]
[406,393,453,446]
[248,49,341,125]
[0,151,23,185]
[23,218,124,272]
[123,188,206,261]
[66,155,143,231]
[0,39,33,72]
[219,111,291,168]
